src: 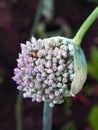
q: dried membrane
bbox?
[13,36,87,107]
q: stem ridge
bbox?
[74,6,98,45]
[43,102,53,130]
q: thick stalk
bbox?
[29,0,44,37]
[42,102,53,130]
[74,6,98,45]
[16,91,23,130]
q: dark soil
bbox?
[0,0,98,130]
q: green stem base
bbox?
[16,91,23,130]
[42,102,53,130]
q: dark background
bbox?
[0,0,98,130]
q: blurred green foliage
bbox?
[61,122,77,130]
[88,47,98,130]
[88,47,98,80]
[42,0,54,21]
[37,21,72,38]
[91,0,98,4]
[86,0,98,5]
[64,98,73,116]
[38,0,72,39]
[89,105,98,130]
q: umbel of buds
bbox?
[13,36,87,107]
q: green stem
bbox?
[43,102,53,130]
[16,91,23,130]
[29,0,44,38]
[74,6,98,45]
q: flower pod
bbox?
[13,36,87,107]
[70,42,87,96]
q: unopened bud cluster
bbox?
[13,36,74,107]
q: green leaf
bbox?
[89,105,98,130]
[64,98,72,116]
[87,47,98,80]
[61,122,77,130]
[91,0,98,5]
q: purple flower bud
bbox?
[42,95,47,101]
[53,48,59,56]
[58,65,64,71]
[47,69,53,73]
[45,55,52,60]
[48,49,52,54]
[55,91,60,96]
[57,55,61,59]
[62,78,67,83]
[49,93,54,99]
[17,86,23,90]
[45,88,51,94]
[32,94,37,99]
[14,68,20,74]
[49,102,54,107]
[52,66,57,71]
[40,59,46,65]
[36,77,41,83]
[21,44,30,55]
[36,93,42,102]
[48,74,55,79]
[19,53,23,59]
[28,57,33,63]
[35,79,41,88]
[59,59,64,64]
[34,66,39,73]
[59,89,63,93]
[31,36,37,43]
[25,67,32,75]
[16,80,22,85]
[24,79,31,85]
[21,44,26,52]
[57,77,61,81]
[56,71,60,76]
[12,75,19,81]
[44,80,48,85]
[63,73,67,78]
[32,70,36,76]
[53,58,57,63]
[61,50,67,57]
[37,50,43,58]
[70,74,74,80]
[36,98,41,102]
[29,82,34,88]
[45,61,51,68]
[68,62,74,70]
[38,65,44,72]
[23,92,30,98]
[41,72,46,77]
[18,61,24,68]
[48,79,53,85]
